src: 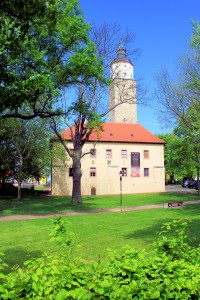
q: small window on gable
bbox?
[144,150,149,159]
[144,168,149,177]
[90,167,96,177]
[90,148,96,158]
[106,149,112,159]
[121,150,127,159]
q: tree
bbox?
[50,23,145,204]
[0,0,104,119]
[155,22,200,130]
[174,120,200,195]
[0,118,51,198]
[155,20,200,192]
[157,133,196,183]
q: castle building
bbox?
[51,44,165,196]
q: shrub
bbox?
[0,218,199,299]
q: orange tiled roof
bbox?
[61,123,165,144]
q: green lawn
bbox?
[0,189,198,216]
[0,202,199,271]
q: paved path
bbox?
[0,199,199,222]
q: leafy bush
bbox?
[0,218,199,299]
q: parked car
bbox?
[4,178,14,188]
[182,178,190,188]
[188,180,196,189]
[21,181,34,189]
[193,180,199,190]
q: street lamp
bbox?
[119,170,123,211]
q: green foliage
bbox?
[0,219,199,299]
[0,118,51,182]
[158,121,200,191]
[156,21,200,186]
[157,132,196,181]
[0,0,104,118]
[153,219,197,260]
[49,216,77,258]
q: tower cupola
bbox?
[110,43,134,80]
[113,43,133,65]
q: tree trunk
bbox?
[17,154,23,199]
[169,171,175,184]
[197,166,200,196]
[17,181,22,199]
[72,149,82,204]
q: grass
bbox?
[0,202,199,271]
[0,188,199,216]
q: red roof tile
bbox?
[61,123,165,144]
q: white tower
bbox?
[109,43,137,123]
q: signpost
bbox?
[119,170,122,211]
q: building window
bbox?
[121,168,127,176]
[144,168,149,177]
[69,168,73,177]
[106,149,112,159]
[90,167,96,177]
[144,150,149,159]
[121,150,127,159]
[90,148,96,158]
[107,160,111,166]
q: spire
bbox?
[117,38,126,60]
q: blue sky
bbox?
[79,0,200,134]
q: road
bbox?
[165,185,199,194]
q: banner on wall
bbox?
[131,152,140,177]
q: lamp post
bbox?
[119,170,123,211]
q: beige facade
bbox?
[52,140,165,196]
[51,43,165,196]
[109,78,137,124]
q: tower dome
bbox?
[110,42,134,80]
[112,43,133,65]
